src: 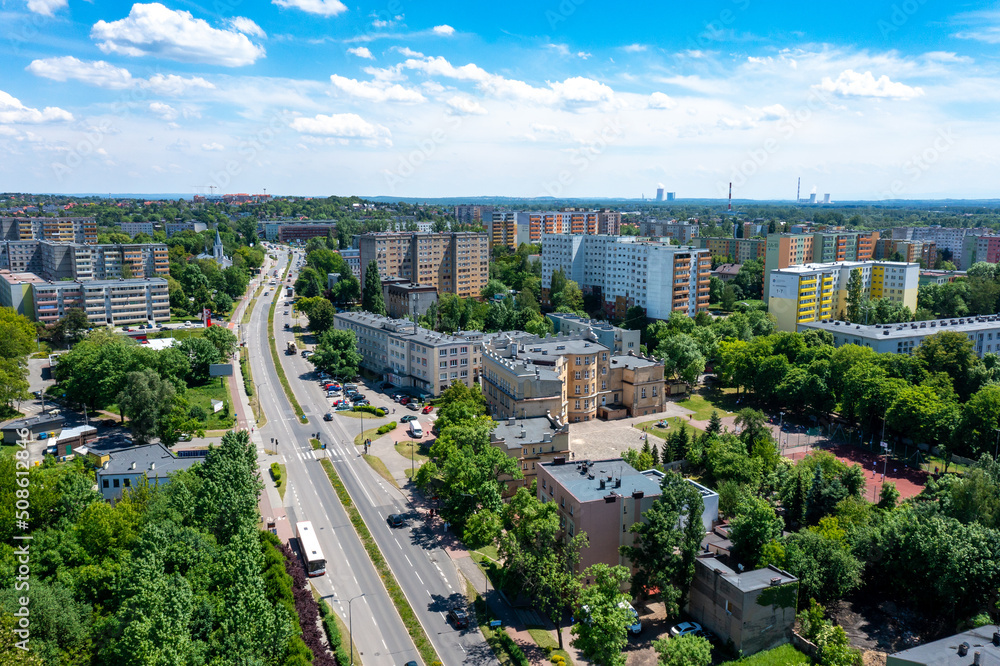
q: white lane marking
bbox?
[395,539,402,550]
[404,555,412,567]
[414,572,423,585]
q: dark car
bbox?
[353,393,366,402]
[323,413,333,421]
[387,514,405,528]
[400,415,417,423]
[447,607,469,629]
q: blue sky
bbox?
[3,1,1000,199]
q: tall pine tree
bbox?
[362,259,387,315]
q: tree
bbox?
[178,337,222,384]
[116,369,176,445]
[549,269,568,304]
[622,305,647,331]
[213,292,233,314]
[620,472,703,614]
[572,564,632,666]
[306,299,336,333]
[732,259,764,300]
[480,279,508,300]
[653,634,711,666]
[555,280,584,312]
[729,496,783,567]
[845,268,864,323]
[362,260,387,315]
[656,334,706,384]
[720,283,737,311]
[708,276,725,304]
[204,325,238,360]
[309,329,362,379]
[761,528,862,604]
[330,272,361,304]
[915,331,982,399]
[735,407,770,450]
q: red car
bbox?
[399,397,409,405]
[422,405,434,414]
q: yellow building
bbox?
[767,261,918,331]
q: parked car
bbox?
[407,402,420,411]
[447,607,469,629]
[422,405,434,414]
[400,415,418,423]
[353,393,366,402]
[670,622,702,638]
[354,400,370,407]
[323,413,333,421]
[399,396,409,405]
[387,514,405,528]
[178,433,192,442]
[326,390,338,397]
[392,394,403,402]
[335,403,351,411]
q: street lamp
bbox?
[332,593,366,666]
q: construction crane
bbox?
[191,185,218,195]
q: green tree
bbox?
[116,369,176,445]
[480,278,508,300]
[656,334,706,384]
[204,324,238,359]
[306,298,336,333]
[572,564,633,666]
[362,259,387,315]
[845,268,864,323]
[653,634,712,666]
[915,330,982,400]
[720,283,737,311]
[622,305,647,331]
[555,280,584,312]
[330,271,361,304]
[729,496,783,567]
[708,276,725,304]
[178,337,222,384]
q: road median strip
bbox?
[319,459,441,666]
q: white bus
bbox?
[296,521,326,577]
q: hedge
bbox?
[318,597,352,666]
[376,421,397,435]
[352,405,387,417]
[259,531,314,665]
[270,462,282,481]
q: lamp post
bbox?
[333,593,365,666]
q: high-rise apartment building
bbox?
[763,231,880,302]
[527,209,602,242]
[454,205,493,227]
[0,217,97,244]
[893,226,992,269]
[767,260,919,331]
[598,209,623,235]
[642,220,699,243]
[165,221,208,237]
[32,278,170,326]
[541,234,710,320]
[486,212,531,250]
[874,239,936,266]
[119,222,155,237]
[359,232,489,299]
[0,241,169,282]
[960,234,1000,270]
[697,237,767,263]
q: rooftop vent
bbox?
[769,577,783,586]
[599,479,606,490]
[632,490,644,499]
[958,642,970,657]
[130,461,136,469]
[604,494,617,503]
[149,462,155,471]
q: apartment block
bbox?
[333,311,484,396]
[0,240,168,281]
[547,313,640,352]
[119,221,155,237]
[165,221,207,237]
[799,314,1000,358]
[383,282,438,320]
[338,248,361,278]
[605,353,667,419]
[874,238,936,266]
[491,413,570,494]
[697,237,766,263]
[598,209,623,235]
[455,205,493,227]
[541,234,711,320]
[482,348,568,422]
[527,209,601,243]
[763,231,880,302]
[486,212,531,250]
[0,217,97,243]
[642,220,699,243]
[0,271,43,318]
[893,225,991,268]
[359,232,489,298]
[960,234,1000,270]
[767,261,918,331]
[278,222,338,244]
[33,278,169,326]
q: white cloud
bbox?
[623,43,647,53]
[394,46,423,58]
[402,55,615,109]
[91,3,266,67]
[149,101,178,120]
[755,103,790,121]
[228,17,267,39]
[546,43,591,59]
[446,96,487,116]
[0,90,73,124]
[816,69,924,100]
[27,56,135,90]
[290,113,391,144]
[202,142,225,151]
[272,0,347,16]
[648,92,676,110]
[347,46,374,59]
[144,73,216,95]
[26,0,66,16]
[432,25,455,36]
[329,75,425,103]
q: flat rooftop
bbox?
[610,353,660,370]
[888,627,1000,666]
[99,443,198,479]
[801,315,1000,339]
[0,270,46,285]
[697,557,797,593]
[491,415,563,448]
[542,457,661,503]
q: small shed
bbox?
[2,413,65,444]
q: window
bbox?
[102,479,109,488]
[440,361,447,369]
[440,349,447,357]
[602,352,608,361]
[602,380,607,390]
[575,357,581,365]
[575,385,581,395]
[575,371,581,380]
[641,388,646,398]
[113,478,120,488]
[439,373,447,380]
[575,400,580,409]
[652,387,658,397]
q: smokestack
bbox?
[728,182,732,211]
[797,177,800,203]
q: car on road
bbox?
[407,402,420,411]
[670,622,702,638]
[447,607,469,629]
[178,433,192,442]
[422,405,434,414]
[400,415,418,423]
[323,413,333,421]
[387,514,405,527]
[284,310,289,315]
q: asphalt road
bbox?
[257,249,498,666]
[247,250,421,666]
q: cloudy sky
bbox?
[2,0,1000,199]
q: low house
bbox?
[712,263,742,282]
[2,413,64,444]
[491,412,570,494]
[96,443,199,501]
[887,627,1000,665]
[44,424,97,458]
[688,556,799,656]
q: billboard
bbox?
[209,364,233,377]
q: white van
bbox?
[408,421,423,438]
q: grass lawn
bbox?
[353,426,383,447]
[466,580,524,666]
[674,387,741,420]
[362,454,398,488]
[394,439,430,465]
[185,379,236,430]
[718,643,812,666]
[526,627,572,665]
[0,405,23,422]
[272,463,288,501]
[309,438,322,450]
[636,416,705,442]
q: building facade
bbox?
[455,205,493,227]
[547,313,640,352]
[763,231,880,302]
[333,311,484,396]
[383,282,438,320]
[486,212,531,250]
[767,261,919,331]
[642,221,699,243]
[32,278,170,326]
[0,271,42,318]
[96,443,198,502]
[892,225,991,269]
[165,221,208,237]
[541,234,711,320]
[119,222,155,237]
[278,223,338,244]
[491,413,570,494]
[799,314,1000,357]
[961,233,1000,270]
[359,231,489,299]
[0,217,97,243]
[0,240,168,282]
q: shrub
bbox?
[353,405,386,417]
[376,422,397,435]
[270,462,281,481]
[278,541,337,665]
[189,404,208,421]
[318,598,352,666]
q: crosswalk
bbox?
[282,449,333,462]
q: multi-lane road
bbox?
[246,249,496,666]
